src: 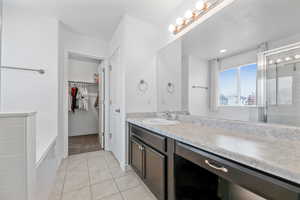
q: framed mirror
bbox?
[157,0,300,126]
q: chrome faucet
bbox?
[164,111,172,120]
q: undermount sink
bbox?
[142,118,179,125]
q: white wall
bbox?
[124,15,160,113]
[157,39,182,112]
[107,15,161,169]
[1,4,59,162]
[268,33,300,50]
[63,25,107,58]
[188,56,209,116]
[68,56,99,82]
[181,55,189,111]
[68,56,100,136]
[0,0,2,105]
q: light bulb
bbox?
[269,60,274,65]
[184,10,193,19]
[176,17,184,26]
[196,1,205,10]
[285,57,292,61]
[276,58,282,63]
[168,24,176,33]
[295,55,300,59]
[220,49,227,53]
[206,2,212,9]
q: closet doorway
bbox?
[66,52,105,155]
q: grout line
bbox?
[57,152,155,200]
[58,158,69,200]
[86,154,94,200]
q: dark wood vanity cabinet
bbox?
[129,125,167,200]
[144,145,166,200]
[130,138,144,177]
[129,123,300,200]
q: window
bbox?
[219,64,257,106]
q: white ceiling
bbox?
[5,0,184,40]
[182,0,300,60]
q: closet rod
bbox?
[1,66,45,74]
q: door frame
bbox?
[59,50,106,158]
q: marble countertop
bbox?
[127,118,300,185]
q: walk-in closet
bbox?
[67,53,103,155]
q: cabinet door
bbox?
[144,145,166,200]
[130,138,144,177]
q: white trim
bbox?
[103,59,111,151]
[35,136,57,168]
[262,41,300,56]
[219,62,257,72]
[68,51,104,61]
[61,50,105,157]
[218,105,257,108]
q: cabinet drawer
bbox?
[131,125,167,152]
[175,142,300,200]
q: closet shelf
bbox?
[68,80,98,85]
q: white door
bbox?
[109,48,122,161]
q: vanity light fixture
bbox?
[220,49,227,53]
[168,0,221,34]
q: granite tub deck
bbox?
[127,118,300,185]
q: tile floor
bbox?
[68,134,102,155]
[49,150,157,200]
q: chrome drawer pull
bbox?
[205,160,228,173]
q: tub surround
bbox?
[0,112,60,200]
[0,112,36,200]
[127,114,300,185]
[0,112,57,166]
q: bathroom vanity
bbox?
[127,119,300,200]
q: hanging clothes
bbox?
[76,86,83,110]
[74,85,89,111]
[94,95,99,108]
[82,87,89,111]
[71,87,78,112]
[68,87,72,112]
